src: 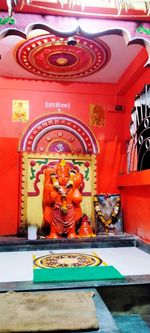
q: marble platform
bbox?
[0,234,149,332]
[0,233,149,289]
[0,242,149,291]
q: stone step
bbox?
[92,288,121,333]
[0,234,136,252]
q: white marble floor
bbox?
[0,247,150,283]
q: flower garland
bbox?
[93,195,121,234]
[50,169,76,214]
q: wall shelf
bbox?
[117,170,150,187]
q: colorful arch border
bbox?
[19,113,99,154]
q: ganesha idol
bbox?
[42,159,85,238]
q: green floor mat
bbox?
[33,265,124,283]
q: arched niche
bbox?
[18,114,99,234]
[19,113,99,154]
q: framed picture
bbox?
[12,99,29,122]
[90,104,106,127]
[93,194,123,235]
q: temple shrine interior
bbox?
[0,1,150,332]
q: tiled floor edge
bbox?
[0,275,149,293]
[136,238,150,254]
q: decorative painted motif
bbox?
[0,16,15,25]
[33,253,102,268]
[136,26,150,35]
[90,104,106,127]
[12,99,29,122]
[29,158,90,185]
[30,158,48,180]
[19,113,99,154]
[15,35,110,79]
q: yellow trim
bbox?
[32,255,37,269]
[21,153,28,228]
[92,251,108,266]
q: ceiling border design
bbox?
[1,15,150,66]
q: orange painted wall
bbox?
[0,77,125,235]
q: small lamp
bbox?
[67,36,77,46]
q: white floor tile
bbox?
[0,247,149,283]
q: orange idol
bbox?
[42,159,83,238]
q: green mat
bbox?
[33,265,124,283]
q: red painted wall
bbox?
[122,186,150,243]
[0,77,125,235]
[1,66,150,243]
[118,172,150,243]
[0,138,20,235]
[117,66,150,243]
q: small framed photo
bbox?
[90,104,106,127]
[93,194,123,235]
[12,100,29,122]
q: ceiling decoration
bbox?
[0,13,149,83]
[4,0,150,17]
[15,34,111,79]
[57,0,150,15]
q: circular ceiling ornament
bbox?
[15,34,111,79]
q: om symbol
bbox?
[55,143,64,152]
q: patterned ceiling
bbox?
[15,34,111,79]
[0,11,149,83]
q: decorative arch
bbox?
[19,113,99,154]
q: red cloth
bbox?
[51,203,75,235]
